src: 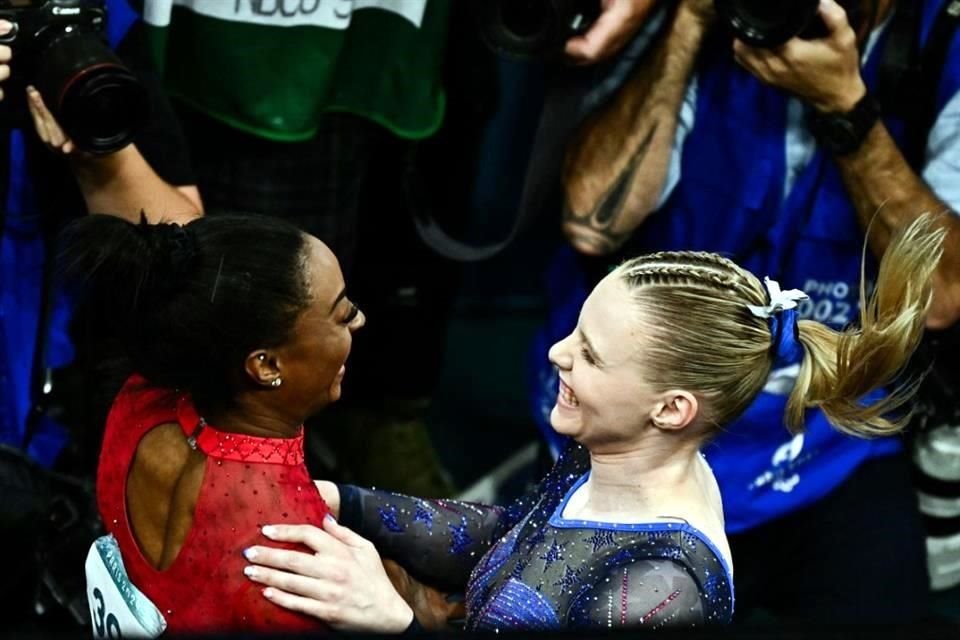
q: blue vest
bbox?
[529,0,960,532]
[0,0,138,466]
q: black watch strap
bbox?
[808,92,882,155]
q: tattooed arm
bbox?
[563,2,713,255]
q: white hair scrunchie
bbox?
[746,277,809,319]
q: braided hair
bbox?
[613,214,945,437]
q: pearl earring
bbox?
[271,378,282,388]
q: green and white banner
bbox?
[137,0,448,141]
[143,0,427,29]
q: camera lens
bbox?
[733,2,783,29]
[715,0,821,48]
[499,0,553,39]
[475,0,593,59]
[34,30,149,154]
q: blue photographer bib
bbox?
[529,0,960,532]
[651,0,960,532]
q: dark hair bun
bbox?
[59,213,310,412]
[136,213,199,297]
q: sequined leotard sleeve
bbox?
[338,445,588,592]
[337,487,512,592]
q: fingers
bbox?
[732,40,783,78]
[565,6,625,63]
[321,515,375,551]
[0,20,12,104]
[0,23,11,61]
[250,523,414,633]
[818,0,849,35]
[0,21,11,104]
[28,87,62,147]
[26,85,74,153]
[244,544,342,579]
[244,564,345,602]
[565,0,657,65]
[260,523,340,554]
[260,587,343,625]
[27,87,49,142]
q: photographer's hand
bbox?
[26,85,75,154]
[565,0,660,64]
[0,20,75,154]
[0,22,9,102]
[733,0,960,329]
[732,0,866,113]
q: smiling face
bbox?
[547,274,665,452]
[271,236,365,417]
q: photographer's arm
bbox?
[27,87,201,225]
[562,2,712,255]
[68,146,201,225]
[734,0,960,329]
[0,19,200,225]
[831,116,960,329]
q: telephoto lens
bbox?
[474,0,601,59]
[714,0,823,48]
[34,29,149,155]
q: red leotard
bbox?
[97,376,330,634]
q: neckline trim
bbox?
[175,395,305,465]
[549,472,735,582]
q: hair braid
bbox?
[609,214,944,440]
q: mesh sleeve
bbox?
[570,559,707,629]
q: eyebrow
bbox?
[578,328,605,366]
[329,288,347,314]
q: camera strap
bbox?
[407,73,589,262]
[875,1,921,122]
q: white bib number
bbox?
[85,535,167,638]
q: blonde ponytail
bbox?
[786,213,946,437]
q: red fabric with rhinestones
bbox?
[97,375,330,634]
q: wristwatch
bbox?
[807,92,881,156]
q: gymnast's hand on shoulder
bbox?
[243,516,415,634]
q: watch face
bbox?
[824,118,857,147]
[810,94,880,154]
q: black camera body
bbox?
[474,0,601,60]
[0,0,148,154]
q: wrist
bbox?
[807,90,880,156]
[811,78,867,114]
[389,598,415,633]
[68,145,131,182]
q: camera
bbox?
[714,0,826,48]
[0,0,149,154]
[714,0,866,48]
[474,0,601,59]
